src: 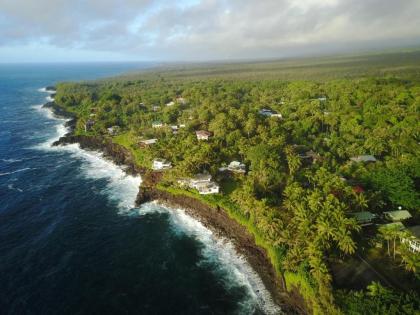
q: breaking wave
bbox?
[136,202,282,315]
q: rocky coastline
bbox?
[44,99,307,315]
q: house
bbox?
[351,211,377,226]
[166,101,175,107]
[259,108,282,118]
[194,181,220,195]
[179,124,186,128]
[196,130,212,141]
[352,185,365,194]
[107,126,120,136]
[384,210,412,222]
[84,119,95,132]
[403,225,420,253]
[152,105,160,112]
[317,96,327,102]
[139,138,158,147]
[189,173,212,188]
[152,121,164,128]
[187,173,220,195]
[171,125,179,134]
[350,155,377,163]
[152,158,172,171]
[225,161,246,174]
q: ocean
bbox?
[0,63,279,315]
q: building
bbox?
[194,182,220,195]
[152,121,164,128]
[259,108,282,118]
[351,211,377,226]
[384,210,412,222]
[403,225,420,253]
[196,130,212,141]
[317,96,327,102]
[84,119,95,132]
[152,158,172,171]
[350,155,377,163]
[152,105,160,112]
[107,126,120,136]
[220,161,246,174]
[166,101,175,107]
[139,138,158,147]
[181,173,220,195]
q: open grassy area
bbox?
[112,132,152,168]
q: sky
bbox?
[1,0,420,63]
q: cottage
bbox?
[227,161,246,173]
[107,126,120,136]
[403,226,420,253]
[196,130,212,141]
[140,138,158,147]
[190,173,212,187]
[384,210,412,222]
[179,124,186,128]
[317,97,327,102]
[351,211,377,226]
[259,108,282,118]
[152,158,172,171]
[350,155,377,163]
[84,119,95,132]
[166,101,175,107]
[152,105,160,112]
[194,182,220,195]
[152,121,164,128]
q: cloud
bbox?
[0,0,420,61]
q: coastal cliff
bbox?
[45,100,307,315]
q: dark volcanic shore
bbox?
[44,101,306,315]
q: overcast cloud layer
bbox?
[1,0,420,62]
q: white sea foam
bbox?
[137,202,282,315]
[38,87,55,94]
[45,95,55,102]
[0,167,33,176]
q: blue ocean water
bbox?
[0,63,279,315]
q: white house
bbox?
[140,138,158,147]
[194,182,220,195]
[152,158,172,170]
[166,101,175,107]
[350,155,377,163]
[152,121,164,128]
[153,105,160,112]
[196,130,212,141]
[403,226,420,253]
[227,161,246,173]
[182,173,220,195]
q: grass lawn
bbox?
[112,132,152,168]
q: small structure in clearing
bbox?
[196,130,212,141]
[351,211,377,226]
[140,138,158,147]
[152,158,172,171]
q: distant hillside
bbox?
[110,49,420,82]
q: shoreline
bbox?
[44,98,306,314]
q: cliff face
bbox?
[53,134,146,176]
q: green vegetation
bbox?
[54,51,420,314]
